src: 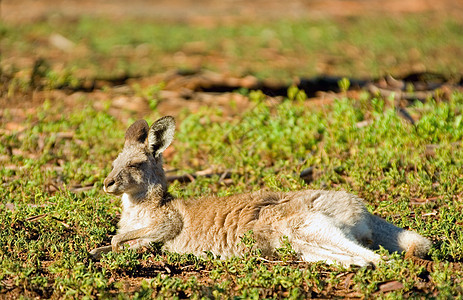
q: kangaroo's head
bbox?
[103,116,175,202]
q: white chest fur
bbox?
[119,193,152,232]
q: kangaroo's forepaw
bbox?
[111,237,121,252]
[89,245,112,259]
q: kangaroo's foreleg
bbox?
[112,218,183,252]
[111,227,159,252]
[89,227,160,259]
[89,245,112,259]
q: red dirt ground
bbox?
[3,0,463,24]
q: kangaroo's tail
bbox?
[368,214,431,258]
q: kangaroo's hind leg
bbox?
[290,240,375,267]
[288,212,382,267]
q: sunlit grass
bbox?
[1,89,463,297]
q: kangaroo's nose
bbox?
[104,178,116,191]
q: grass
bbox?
[2,12,463,298]
[2,89,463,297]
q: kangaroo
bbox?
[90,116,431,267]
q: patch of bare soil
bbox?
[2,0,463,24]
[2,69,462,128]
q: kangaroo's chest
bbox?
[118,193,153,232]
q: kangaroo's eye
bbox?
[128,162,142,168]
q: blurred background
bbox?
[1,0,463,119]
[4,0,463,22]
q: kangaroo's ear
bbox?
[147,116,175,157]
[125,119,149,144]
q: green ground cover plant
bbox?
[1,89,463,297]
